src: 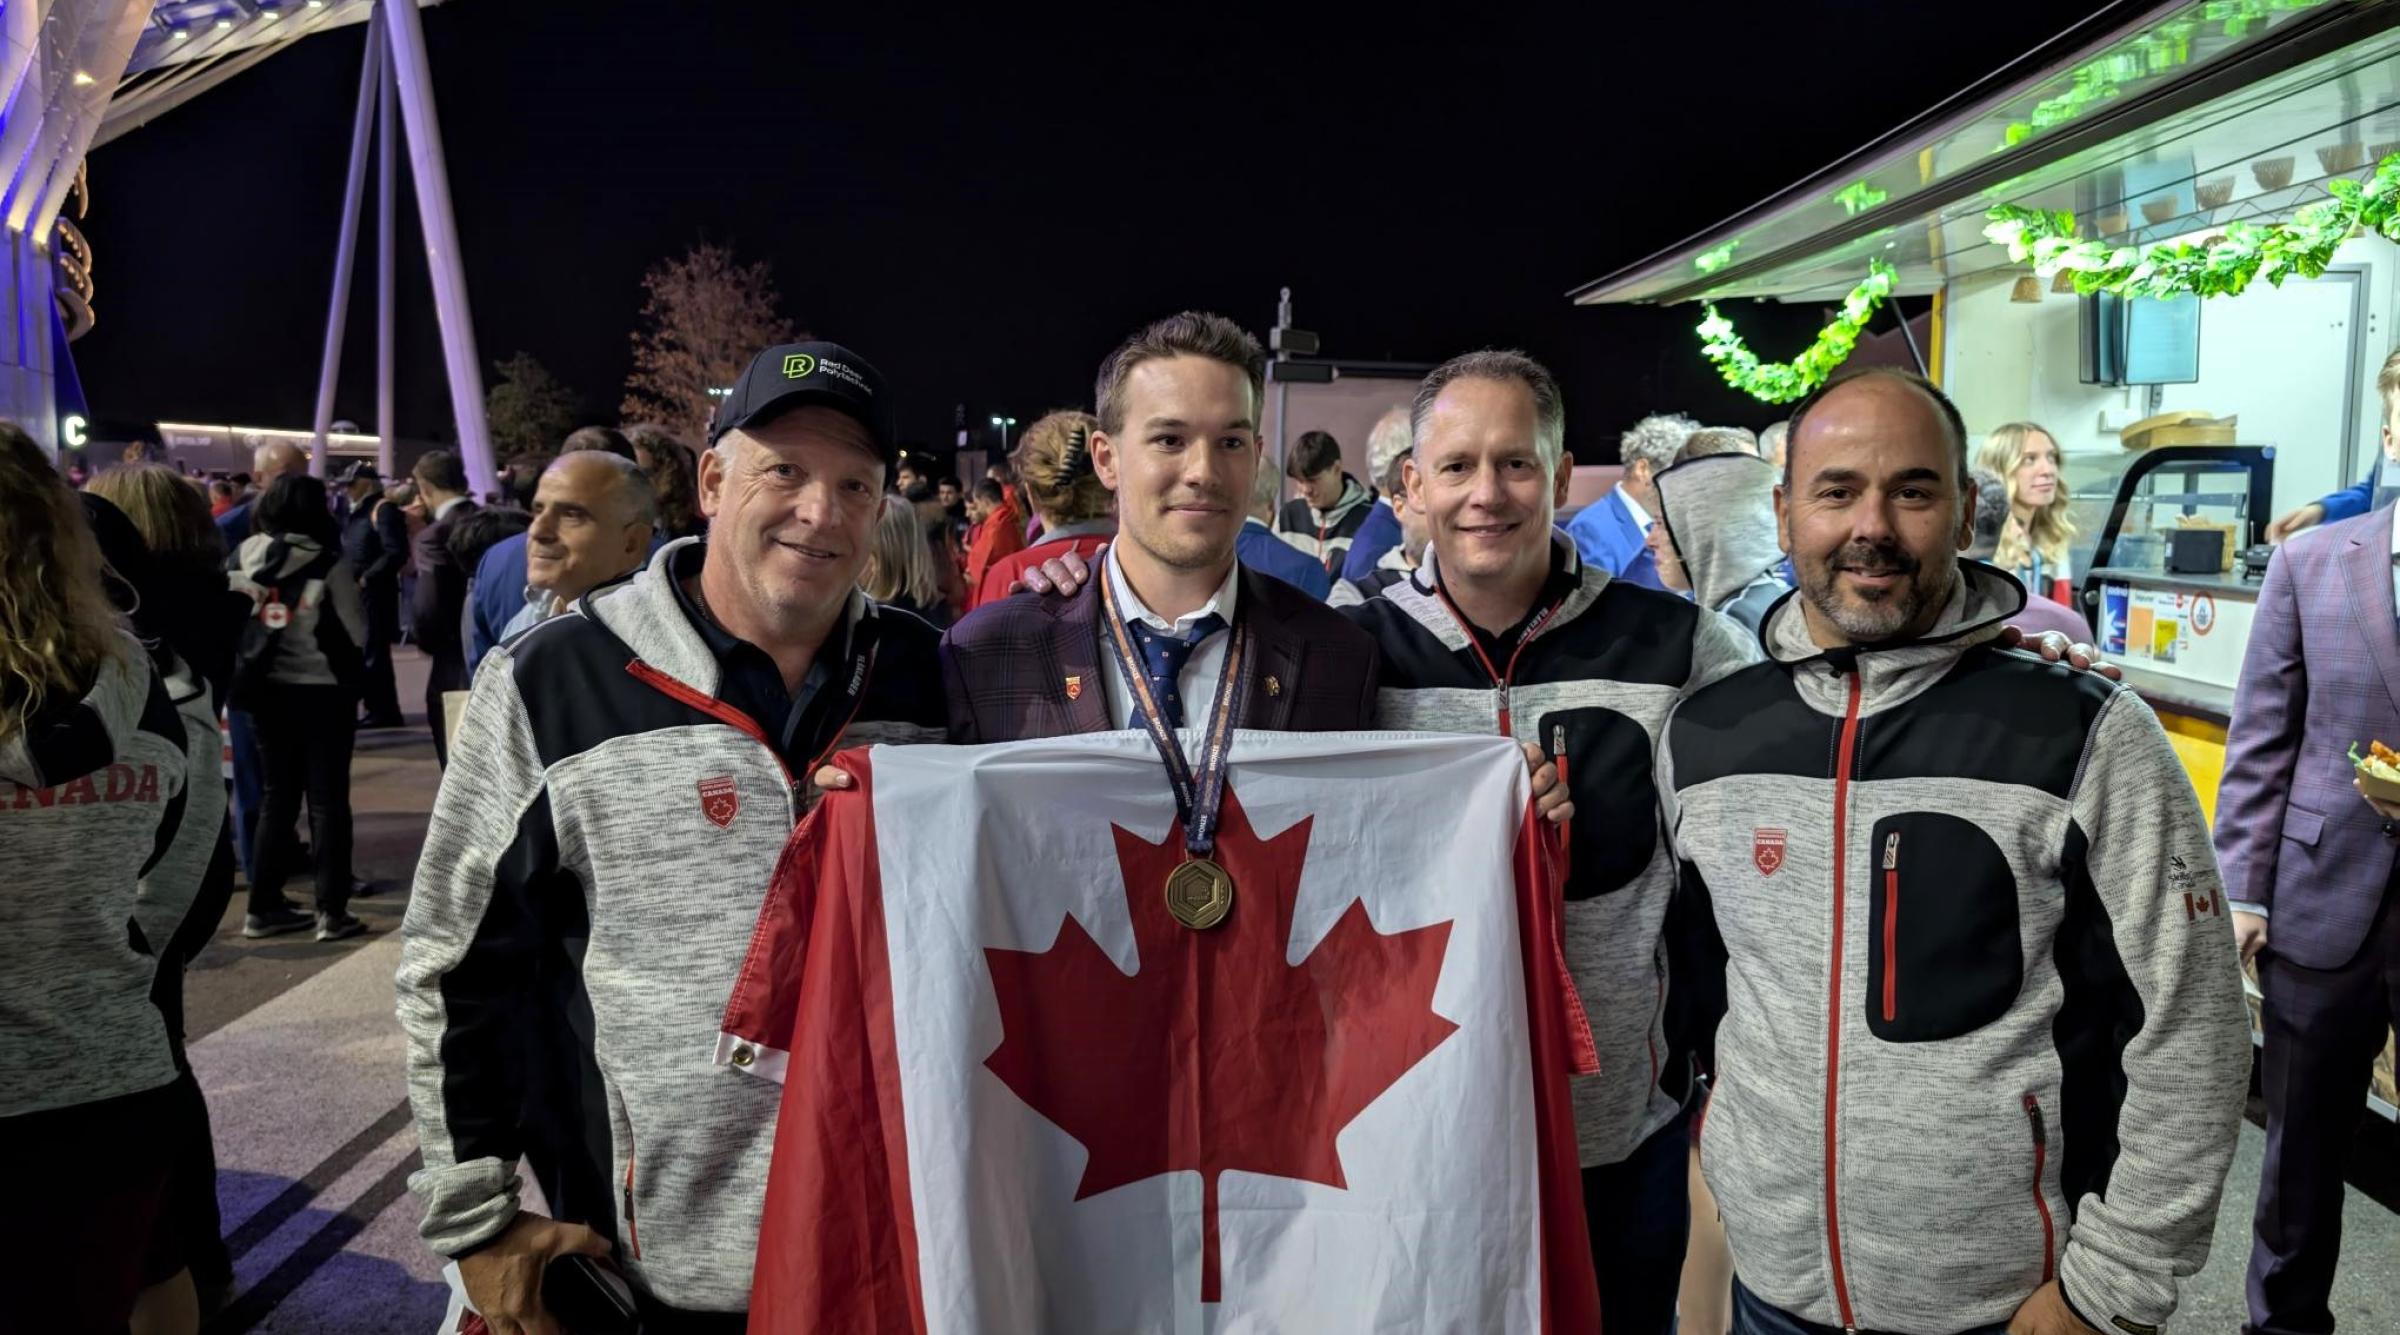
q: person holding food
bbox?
[2214,346,2400,1335]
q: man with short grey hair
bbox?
[1563,411,1695,591]
[1680,426,1757,461]
[1350,350,1759,1334]
[497,451,659,641]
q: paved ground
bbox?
[183,649,2400,1332]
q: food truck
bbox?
[1570,0,2398,1119]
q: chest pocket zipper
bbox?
[1881,833,1900,1023]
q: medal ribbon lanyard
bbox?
[1099,572,1251,861]
[1433,584,1565,737]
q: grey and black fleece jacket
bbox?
[1,641,190,1119]
[1662,563,2249,1335]
[1346,533,1759,1167]
[396,539,945,1313]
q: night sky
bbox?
[77,0,2105,465]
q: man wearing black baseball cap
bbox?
[399,340,945,1329]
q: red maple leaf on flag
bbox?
[982,787,1458,1305]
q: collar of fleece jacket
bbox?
[1759,560,2030,715]
[579,536,873,699]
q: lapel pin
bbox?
[1065,674,1084,701]
[1265,675,1281,697]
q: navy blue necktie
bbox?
[1124,614,1227,729]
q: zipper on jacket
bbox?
[1881,832,1900,1024]
[1825,669,1863,1334]
[2025,1094,2055,1283]
[623,1132,642,1261]
[1552,722,1572,879]
[624,659,795,791]
[1432,589,1565,738]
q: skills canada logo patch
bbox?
[1753,828,1787,877]
[699,775,740,829]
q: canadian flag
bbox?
[718,731,1601,1334]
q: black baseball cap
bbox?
[337,460,379,484]
[708,340,897,473]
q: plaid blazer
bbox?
[2216,504,2400,969]
[939,563,1379,743]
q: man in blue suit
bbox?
[1561,411,1692,591]
[2266,461,2380,543]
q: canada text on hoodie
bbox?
[1,642,191,1117]
[1661,563,2249,1335]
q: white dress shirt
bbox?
[434,494,470,523]
[1099,546,1240,732]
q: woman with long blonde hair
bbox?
[862,492,949,623]
[0,423,204,1334]
[971,409,1116,609]
[1974,421,2078,606]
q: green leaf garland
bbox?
[1696,260,1898,405]
[1984,154,2400,299]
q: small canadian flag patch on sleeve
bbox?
[699,775,741,829]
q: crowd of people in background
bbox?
[6,310,2392,1335]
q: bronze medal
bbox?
[1164,857,1235,931]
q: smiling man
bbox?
[398,340,946,1332]
[941,311,1382,740]
[496,451,657,641]
[1660,368,2247,1335]
[1345,349,1761,1335]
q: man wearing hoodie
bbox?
[397,341,946,1330]
[1661,368,2249,1335]
[1347,351,1763,1334]
[1649,451,1790,637]
[1275,428,1374,576]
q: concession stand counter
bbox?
[1568,0,2400,1120]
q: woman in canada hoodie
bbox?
[0,422,197,1331]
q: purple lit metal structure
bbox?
[3,1,489,494]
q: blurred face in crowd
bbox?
[2010,429,2060,513]
[896,462,923,494]
[1405,375,1572,594]
[1777,376,1973,646]
[1092,354,1257,576]
[253,441,307,486]
[1395,484,1432,563]
[1300,463,1345,510]
[966,491,995,524]
[697,407,884,632]
[527,454,654,604]
[1646,513,1689,593]
[937,478,962,510]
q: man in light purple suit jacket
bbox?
[2216,432,2400,1331]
